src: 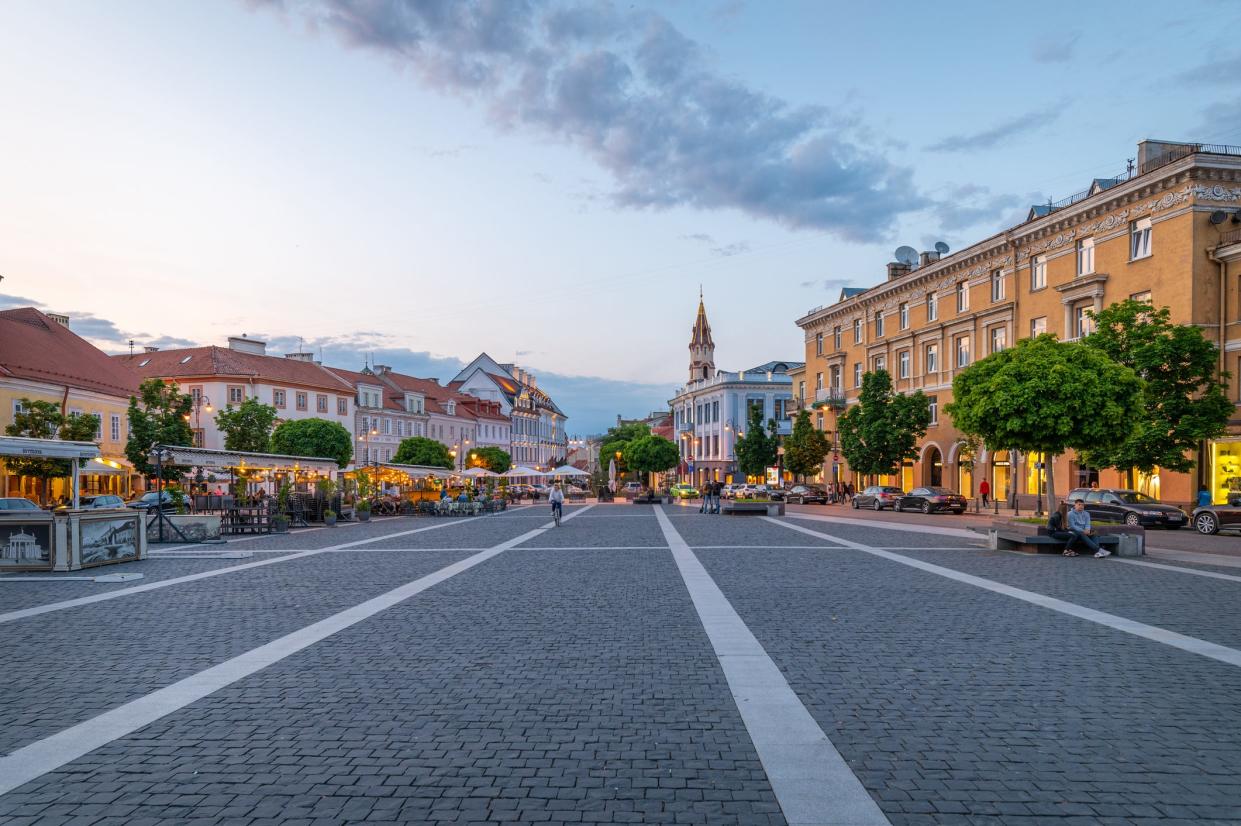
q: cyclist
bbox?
[549,484,565,525]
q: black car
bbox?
[1066,488,1186,529]
[895,486,968,514]
[127,491,176,512]
[784,485,827,505]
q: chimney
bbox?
[227,335,267,355]
[887,262,912,280]
[45,312,70,327]
[919,251,940,267]
[143,345,160,353]
[373,364,391,375]
[284,352,315,362]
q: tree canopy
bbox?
[623,434,679,483]
[4,399,100,504]
[1082,299,1232,475]
[214,398,278,453]
[599,422,650,476]
[126,378,194,480]
[782,409,829,480]
[469,446,511,474]
[733,404,778,479]
[392,436,453,469]
[270,418,354,468]
[837,370,931,476]
[945,334,1142,510]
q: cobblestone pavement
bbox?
[2,504,1241,824]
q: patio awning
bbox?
[0,436,100,461]
[79,458,128,476]
[154,445,339,475]
[376,463,456,480]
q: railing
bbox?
[1218,227,1241,248]
[1140,143,1241,175]
[814,388,848,409]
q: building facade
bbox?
[670,297,801,486]
[1,308,142,499]
[451,354,567,469]
[796,139,1241,509]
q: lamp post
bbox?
[357,426,378,496]
[189,394,212,445]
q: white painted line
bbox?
[654,507,888,826]
[148,552,254,560]
[691,544,846,550]
[0,517,491,626]
[765,517,1241,670]
[1147,547,1241,569]
[0,504,594,798]
[1116,558,1241,583]
[0,573,145,584]
[784,511,978,540]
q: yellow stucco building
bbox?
[796,139,1241,510]
[0,308,141,501]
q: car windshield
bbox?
[1116,492,1159,504]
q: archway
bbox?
[924,446,943,487]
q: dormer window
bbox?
[446,401,456,416]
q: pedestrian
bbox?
[1065,499,1109,558]
[710,480,721,514]
[699,482,707,514]
[979,478,990,507]
[845,482,854,502]
[1198,486,1213,508]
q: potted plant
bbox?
[272,482,291,533]
[323,508,337,527]
[356,499,371,522]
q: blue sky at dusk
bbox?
[1,0,1237,434]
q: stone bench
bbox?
[986,523,1139,556]
[721,501,785,516]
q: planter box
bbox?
[722,501,784,516]
[146,514,221,544]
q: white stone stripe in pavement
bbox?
[0,504,594,798]
[1116,557,1241,584]
[0,515,498,625]
[784,511,978,540]
[766,517,1241,670]
[653,507,889,826]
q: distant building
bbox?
[451,354,568,470]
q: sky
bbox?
[1,0,1238,434]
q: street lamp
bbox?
[357,426,378,495]
[187,394,212,446]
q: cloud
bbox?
[0,293,44,310]
[1031,32,1080,64]
[1174,52,1241,85]
[680,232,750,256]
[531,370,671,435]
[930,184,1027,232]
[257,1,925,242]
[926,104,1064,153]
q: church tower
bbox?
[688,290,715,382]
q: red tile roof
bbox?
[0,308,142,398]
[321,366,406,412]
[116,346,354,393]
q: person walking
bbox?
[979,478,990,508]
[1066,499,1109,558]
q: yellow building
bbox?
[796,139,1241,509]
[0,308,141,501]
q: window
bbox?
[316,394,328,413]
[925,343,939,374]
[991,269,1004,302]
[898,350,910,379]
[712,401,719,422]
[337,398,348,416]
[1077,237,1094,275]
[833,326,842,349]
[1075,304,1096,338]
[815,333,823,355]
[1130,290,1152,304]
[1130,217,1152,260]
[853,362,862,388]
[1032,255,1047,290]
[928,395,938,425]
[273,389,286,408]
[12,399,24,417]
[1031,316,1047,338]
[798,380,806,401]
[361,415,369,432]
[295,392,308,411]
[382,418,391,435]
[874,355,887,373]
[853,317,863,343]
[228,385,244,404]
[816,413,824,430]
[193,429,204,447]
[955,336,970,368]
[956,281,969,312]
[926,291,938,321]
[91,412,102,439]
[815,372,823,390]
[190,386,203,404]
[875,310,885,338]
[110,414,120,442]
[829,365,842,390]
[899,302,909,329]
[990,326,1007,354]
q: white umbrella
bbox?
[549,465,589,477]
[607,456,616,493]
[461,467,499,478]
[501,466,546,478]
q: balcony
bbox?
[814,388,848,410]
[775,419,792,436]
[676,421,693,433]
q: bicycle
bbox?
[551,501,562,527]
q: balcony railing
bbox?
[814,388,848,410]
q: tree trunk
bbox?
[1046,453,1058,516]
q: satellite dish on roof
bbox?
[894,246,918,266]
[934,241,950,255]
[1210,211,1228,225]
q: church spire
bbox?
[689,292,715,381]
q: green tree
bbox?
[469,446,511,474]
[3,399,100,504]
[270,418,353,468]
[623,435,680,488]
[733,404,778,480]
[1082,299,1233,483]
[214,397,278,453]
[598,422,650,479]
[126,378,193,481]
[945,335,1142,513]
[783,409,830,481]
[837,370,931,479]
[392,436,453,468]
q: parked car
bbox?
[784,485,827,505]
[0,497,42,511]
[127,491,175,512]
[720,483,744,500]
[1066,488,1187,529]
[670,483,699,499]
[1191,495,1241,535]
[852,485,905,511]
[79,494,126,509]
[735,484,777,500]
[895,486,968,514]
[622,482,644,496]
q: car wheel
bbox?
[872,500,881,511]
[1195,512,1220,535]
[1124,512,1141,527]
[851,499,859,509]
[921,502,930,514]
[894,501,903,513]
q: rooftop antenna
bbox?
[934,241,950,256]
[894,246,919,266]
[128,339,135,355]
[1127,157,1135,176]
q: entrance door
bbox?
[926,447,943,487]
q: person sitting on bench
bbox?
[1055,500,1110,558]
